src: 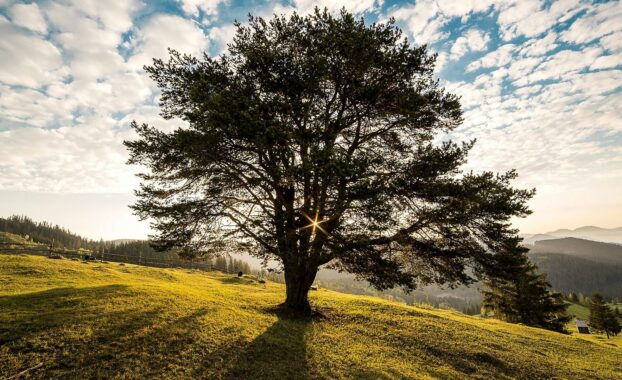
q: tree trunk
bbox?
[283,262,318,316]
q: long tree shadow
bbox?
[0,285,132,343]
[0,285,167,377]
[222,313,311,380]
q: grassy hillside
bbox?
[0,232,43,248]
[567,302,590,320]
[1,255,621,379]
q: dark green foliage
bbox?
[482,242,570,333]
[590,293,621,338]
[589,293,607,331]
[125,9,533,314]
[604,312,621,337]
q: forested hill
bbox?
[529,253,622,298]
[0,215,253,273]
[528,238,622,298]
[0,215,96,250]
[530,237,622,264]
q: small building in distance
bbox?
[575,320,590,334]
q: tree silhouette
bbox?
[482,240,570,332]
[590,293,621,338]
[125,9,533,314]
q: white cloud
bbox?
[495,0,584,41]
[600,31,622,53]
[518,31,558,57]
[435,0,493,18]
[513,47,603,86]
[293,0,380,15]
[9,2,48,34]
[435,51,448,72]
[0,120,137,193]
[69,0,143,33]
[389,1,448,45]
[0,84,74,128]
[467,44,516,72]
[178,0,224,17]
[561,1,622,45]
[127,14,210,70]
[0,19,65,88]
[591,54,622,71]
[450,28,490,60]
[208,24,237,55]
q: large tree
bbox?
[125,9,534,315]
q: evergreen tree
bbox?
[589,293,607,333]
[482,241,570,333]
[604,310,621,337]
[590,293,621,338]
[125,9,533,315]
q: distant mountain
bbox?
[530,237,622,265]
[545,226,622,244]
[528,252,622,298]
[527,237,622,298]
[521,233,558,245]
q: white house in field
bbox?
[575,320,590,334]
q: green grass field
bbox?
[1,254,621,379]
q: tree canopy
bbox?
[125,9,534,314]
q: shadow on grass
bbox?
[0,285,167,377]
[214,276,259,285]
[0,285,131,343]
[222,312,311,380]
[0,284,307,379]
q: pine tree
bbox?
[482,241,570,333]
[589,293,608,334]
[590,294,622,338]
[604,310,621,337]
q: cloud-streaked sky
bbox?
[0,0,621,239]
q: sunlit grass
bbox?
[1,254,621,379]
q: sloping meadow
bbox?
[1,254,620,379]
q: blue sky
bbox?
[0,0,621,239]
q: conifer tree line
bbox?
[529,253,622,298]
[212,254,252,274]
[589,293,621,338]
[0,215,255,272]
[0,215,94,250]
